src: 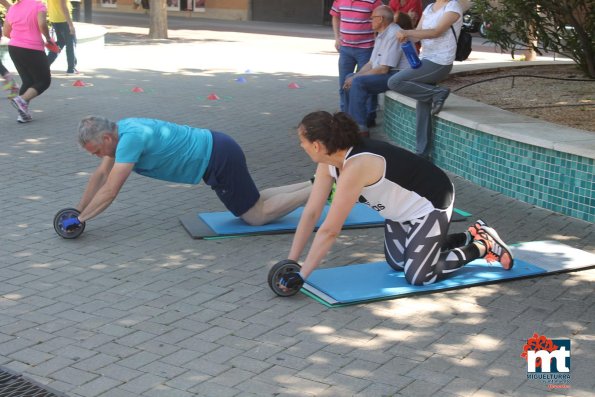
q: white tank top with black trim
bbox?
[328,140,454,222]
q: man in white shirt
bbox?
[342,5,411,137]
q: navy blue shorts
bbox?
[202,131,260,217]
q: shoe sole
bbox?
[17,115,32,123]
[479,226,514,270]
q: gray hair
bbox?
[375,5,394,22]
[78,116,117,146]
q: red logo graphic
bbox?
[521,333,559,368]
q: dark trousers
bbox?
[8,46,51,95]
[47,22,77,72]
[71,2,81,22]
[387,60,452,158]
[344,71,397,131]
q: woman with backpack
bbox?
[387,0,469,161]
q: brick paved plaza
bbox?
[0,15,593,397]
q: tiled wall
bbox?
[385,97,595,223]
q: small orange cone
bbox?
[131,86,144,93]
[288,82,300,89]
[207,93,220,100]
[72,80,86,87]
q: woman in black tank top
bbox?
[277,111,513,291]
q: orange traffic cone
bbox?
[207,93,220,100]
[72,80,86,87]
[131,86,144,93]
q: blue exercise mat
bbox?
[199,203,383,235]
[180,205,470,239]
[302,241,595,306]
[303,259,545,306]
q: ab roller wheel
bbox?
[267,259,302,297]
[53,208,85,239]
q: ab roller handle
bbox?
[53,208,86,239]
[267,259,302,297]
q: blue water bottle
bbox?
[401,41,421,69]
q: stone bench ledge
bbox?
[385,90,595,160]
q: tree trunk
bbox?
[524,23,537,61]
[149,0,168,39]
[523,46,537,61]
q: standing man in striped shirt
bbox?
[330,0,383,124]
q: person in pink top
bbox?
[3,0,54,123]
[1,0,20,98]
[330,0,382,124]
[389,0,423,27]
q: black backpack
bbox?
[451,26,472,61]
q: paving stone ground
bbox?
[0,13,593,397]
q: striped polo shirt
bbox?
[330,0,383,48]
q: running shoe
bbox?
[17,114,32,123]
[11,96,31,120]
[474,225,514,270]
[2,79,19,99]
[327,182,336,204]
[309,176,336,203]
[467,219,488,238]
[431,88,450,116]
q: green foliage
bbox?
[1,1,14,22]
[473,0,594,78]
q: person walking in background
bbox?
[330,0,382,126]
[342,6,412,137]
[387,0,464,160]
[70,0,81,22]
[46,0,77,73]
[3,0,53,123]
[0,0,20,98]
[0,50,18,98]
[389,0,423,27]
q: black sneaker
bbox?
[431,88,450,116]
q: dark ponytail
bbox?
[299,111,360,154]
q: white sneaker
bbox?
[17,114,32,123]
[11,96,31,120]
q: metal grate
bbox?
[0,369,63,397]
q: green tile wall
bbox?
[385,97,595,223]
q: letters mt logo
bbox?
[522,333,571,389]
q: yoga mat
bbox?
[180,204,470,239]
[301,241,595,307]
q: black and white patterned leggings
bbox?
[383,202,480,286]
